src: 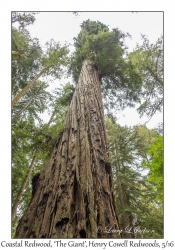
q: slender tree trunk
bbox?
[12,155,37,221]
[145,65,163,87]
[115,157,135,239]
[12,108,56,220]
[12,51,27,57]
[15,59,120,238]
[12,85,42,122]
[47,109,57,127]
[114,144,134,238]
[12,66,49,108]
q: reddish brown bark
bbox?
[15,59,120,238]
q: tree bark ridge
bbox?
[15,59,120,238]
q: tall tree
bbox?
[128,35,163,120]
[12,82,45,121]
[12,27,42,98]
[14,20,142,238]
[106,117,163,238]
[12,155,37,221]
[142,135,163,203]
[12,39,69,107]
[15,59,120,238]
[12,12,38,29]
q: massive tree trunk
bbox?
[15,59,120,238]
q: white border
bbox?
[1,0,175,247]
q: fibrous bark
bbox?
[15,59,120,238]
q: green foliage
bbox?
[71,20,124,78]
[41,39,70,79]
[106,117,163,238]
[53,82,75,106]
[70,19,142,111]
[12,28,69,98]
[12,23,70,123]
[128,35,163,119]
[136,190,163,237]
[106,117,157,165]
[12,81,51,122]
[72,20,121,77]
[46,82,75,127]
[142,135,163,203]
[12,81,74,236]
[11,13,72,236]
[12,12,38,29]
[12,27,42,97]
[12,15,163,238]
[12,118,39,231]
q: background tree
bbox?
[12,26,42,98]
[142,135,163,203]
[12,12,39,29]
[106,117,163,238]
[12,81,47,122]
[12,37,69,107]
[128,35,163,120]
[12,12,72,236]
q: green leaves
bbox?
[142,135,163,203]
[106,117,163,238]
[12,27,42,97]
[12,17,71,233]
[128,35,163,119]
[71,20,126,80]
[12,15,163,237]
[12,26,70,121]
[12,12,38,29]
[70,19,142,111]
[41,39,70,79]
[12,80,74,233]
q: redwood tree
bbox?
[15,59,120,238]
[15,20,142,238]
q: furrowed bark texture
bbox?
[15,59,120,238]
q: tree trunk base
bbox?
[15,60,120,238]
